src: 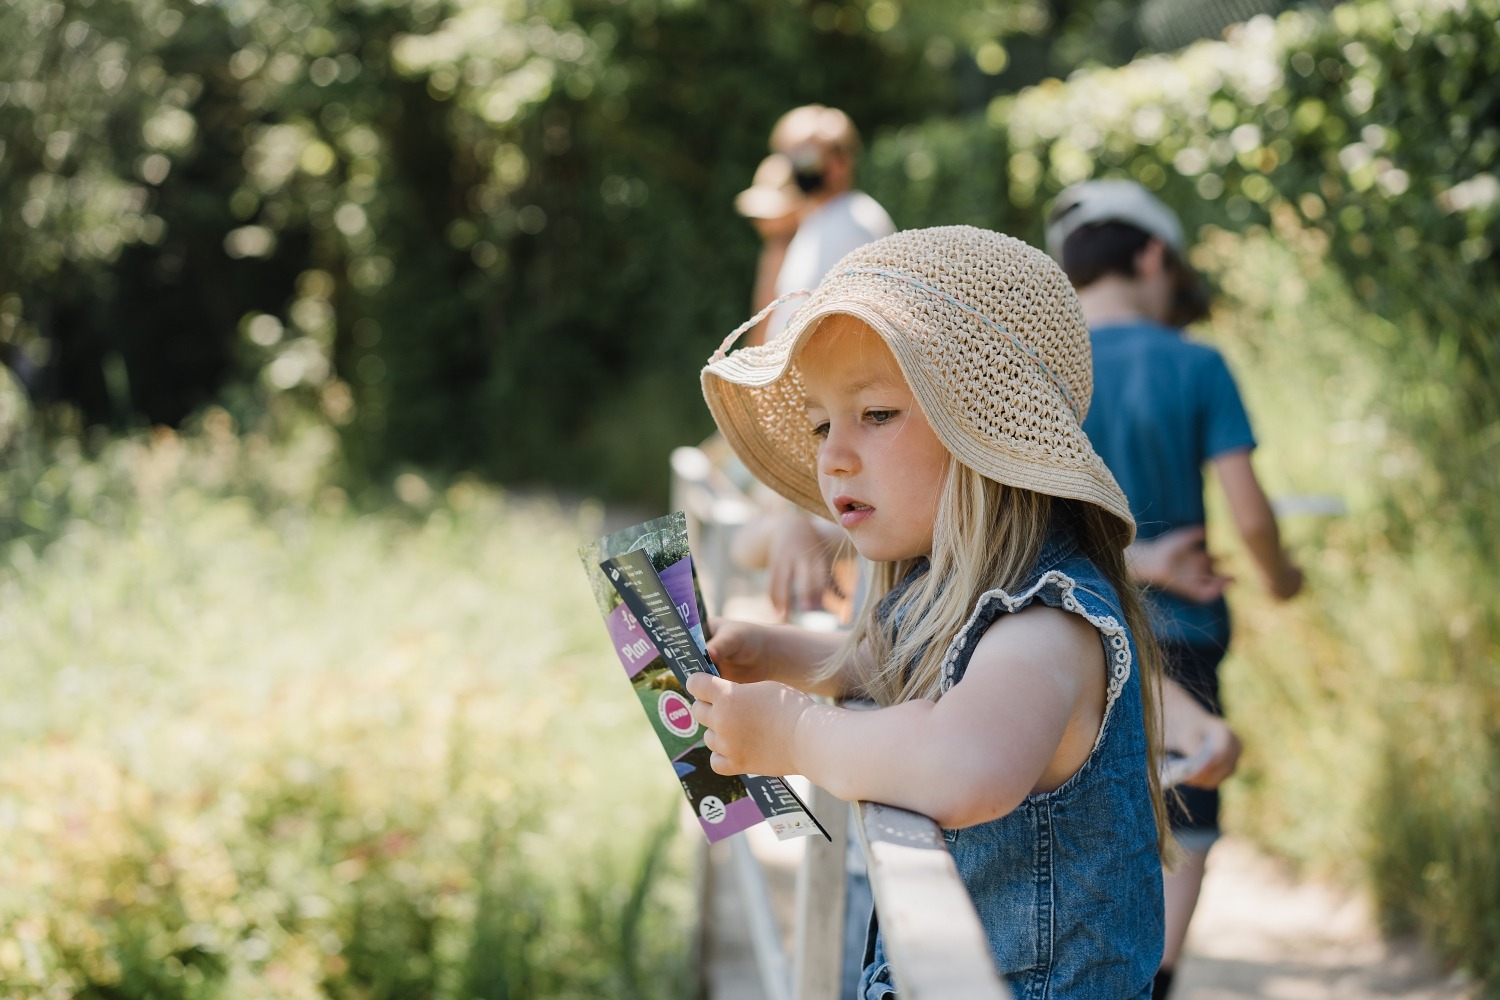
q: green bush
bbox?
[1,0,1189,506]
[860,0,1499,984]
[0,0,969,506]
[0,423,695,998]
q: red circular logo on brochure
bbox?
[658,691,698,738]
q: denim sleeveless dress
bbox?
[860,530,1164,1000]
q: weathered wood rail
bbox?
[672,445,1011,1000]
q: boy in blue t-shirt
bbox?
[1047,180,1304,1000]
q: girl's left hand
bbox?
[686,674,815,777]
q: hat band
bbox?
[712,289,813,361]
[831,265,1082,421]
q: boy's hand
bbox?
[1127,527,1233,604]
[1161,677,1242,789]
[687,674,814,777]
[1269,561,1304,601]
[1176,715,1242,789]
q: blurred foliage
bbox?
[857,0,1499,982]
[0,0,1245,508]
[1194,230,1500,993]
[0,415,694,997]
[0,0,913,501]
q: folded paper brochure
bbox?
[579,512,827,843]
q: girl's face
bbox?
[799,317,949,562]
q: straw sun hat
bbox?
[701,225,1136,544]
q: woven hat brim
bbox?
[701,316,827,518]
[702,281,1138,545]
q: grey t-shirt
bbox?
[767,191,895,340]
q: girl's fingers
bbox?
[686,673,724,704]
[708,751,739,775]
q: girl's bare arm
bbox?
[689,603,1103,829]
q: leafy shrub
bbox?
[0,0,965,505]
[0,426,694,998]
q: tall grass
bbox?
[1193,225,1500,989]
[0,403,695,999]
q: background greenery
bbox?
[0,413,696,997]
[0,0,1306,503]
[2,0,1498,993]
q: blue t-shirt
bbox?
[1082,320,1255,648]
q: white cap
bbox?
[1045,179,1186,260]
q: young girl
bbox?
[688,226,1171,998]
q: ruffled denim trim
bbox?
[938,569,1132,754]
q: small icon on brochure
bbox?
[698,795,726,824]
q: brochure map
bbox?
[579,512,826,843]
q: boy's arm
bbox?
[1212,448,1303,600]
[1126,526,1232,603]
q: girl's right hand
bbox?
[705,618,779,685]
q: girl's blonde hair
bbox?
[821,457,1175,858]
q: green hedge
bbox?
[0,0,968,505]
[860,0,1499,984]
[0,423,696,997]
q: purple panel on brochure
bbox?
[656,557,700,629]
[605,602,654,680]
[698,795,766,843]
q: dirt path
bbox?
[1174,837,1475,999]
[704,830,1477,1000]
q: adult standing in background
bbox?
[1047,179,1304,1000]
[734,151,806,348]
[730,105,895,619]
[745,104,895,347]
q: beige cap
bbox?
[702,226,1136,545]
[734,154,804,220]
[769,104,861,157]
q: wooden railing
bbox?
[671,446,1011,1000]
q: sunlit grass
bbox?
[1196,228,1500,986]
[0,419,695,999]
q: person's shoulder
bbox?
[969,598,1103,675]
[1107,321,1228,364]
[845,190,896,238]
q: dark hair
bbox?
[1060,221,1211,327]
[1059,221,1153,289]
